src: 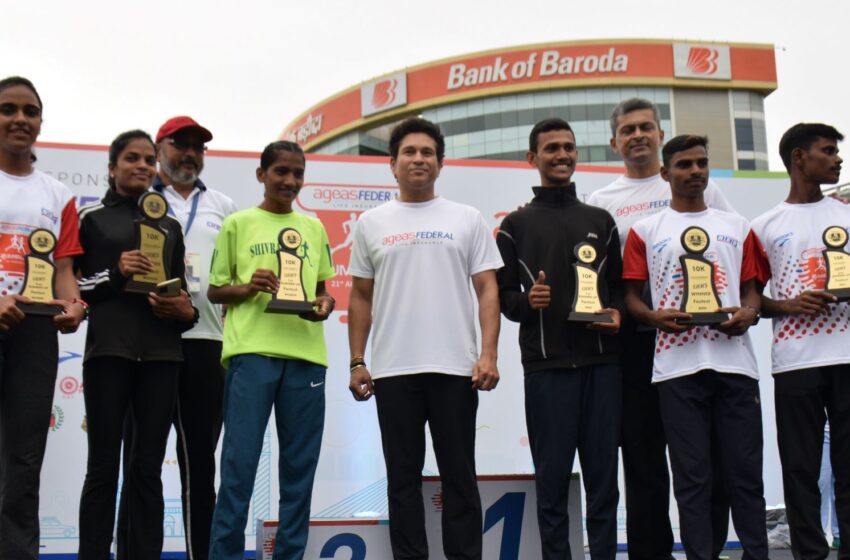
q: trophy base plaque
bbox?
[17,301,63,316]
[568,311,614,323]
[265,300,316,315]
[677,312,729,326]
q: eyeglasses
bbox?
[165,138,208,153]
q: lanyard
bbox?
[168,191,201,237]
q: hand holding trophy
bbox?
[265,227,316,315]
[678,226,728,325]
[125,191,174,294]
[17,228,62,316]
[568,242,613,323]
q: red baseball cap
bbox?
[155,116,213,143]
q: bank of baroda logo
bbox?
[687,47,720,75]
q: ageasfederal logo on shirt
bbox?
[383,230,455,247]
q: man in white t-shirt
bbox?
[587,98,733,560]
[117,116,238,560]
[622,135,767,560]
[347,117,502,560]
[751,122,848,560]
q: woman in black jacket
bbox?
[75,130,197,559]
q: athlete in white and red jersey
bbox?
[0,76,86,559]
[752,123,849,560]
[622,135,767,560]
[624,205,762,381]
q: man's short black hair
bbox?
[529,118,573,153]
[778,123,844,172]
[662,135,709,167]
[609,98,660,136]
[389,118,445,164]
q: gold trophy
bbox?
[266,227,315,315]
[678,226,728,325]
[18,228,62,316]
[568,242,612,323]
[823,225,850,301]
[125,191,172,293]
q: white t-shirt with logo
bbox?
[159,185,238,341]
[1,169,81,297]
[587,173,734,251]
[622,207,761,382]
[348,196,503,380]
[751,197,850,373]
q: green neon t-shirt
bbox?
[210,207,335,367]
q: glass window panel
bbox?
[499,95,518,112]
[732,91,750,111]
[738,159,756,171]
[516,93,534,109]
[534,91,552,107]
[588,120,607,133]
[568,105,587,121]
[550,91,569,106]
[577,146,590,161]
[453,133,469,147]
[735,118,755,151]
[468,131,485,144]
[518,124,534,140]
[602,89,620,104]
[568,89,588,105]
[534,107,554,122]
[654,88,670,102]
[453,145,469,159]
[485,140,501,155]
[502,137,520,153]
[451,104,468,119]
[467,115,485,133]
[485,128,502,142]
[502,111,518,128]
[517,108,535,124]
[483,98,500,114]
[590,146,607,161]
[658,104,671,120]
[588,131,607,146]
[467,100,484,117]
[570,120,589,135]
[587,105,606,120]
[586,89,604,103]
[484,113,502,130]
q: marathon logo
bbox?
[447,48,629,90]
[299,184,397,212]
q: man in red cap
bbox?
[118,116,238,560]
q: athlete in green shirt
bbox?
[207,141,335,560]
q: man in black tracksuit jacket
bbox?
[496,118,623,560]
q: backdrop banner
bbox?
[31,143,788,554]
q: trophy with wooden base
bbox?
[125,191,172,294]
[678,226,728,325]
[823,225,850,301]
[568,242,612,323]
[17,228,62,316]
[266,227,315,315]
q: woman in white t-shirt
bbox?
[0,76,87,559]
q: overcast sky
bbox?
[3,0,847,181]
